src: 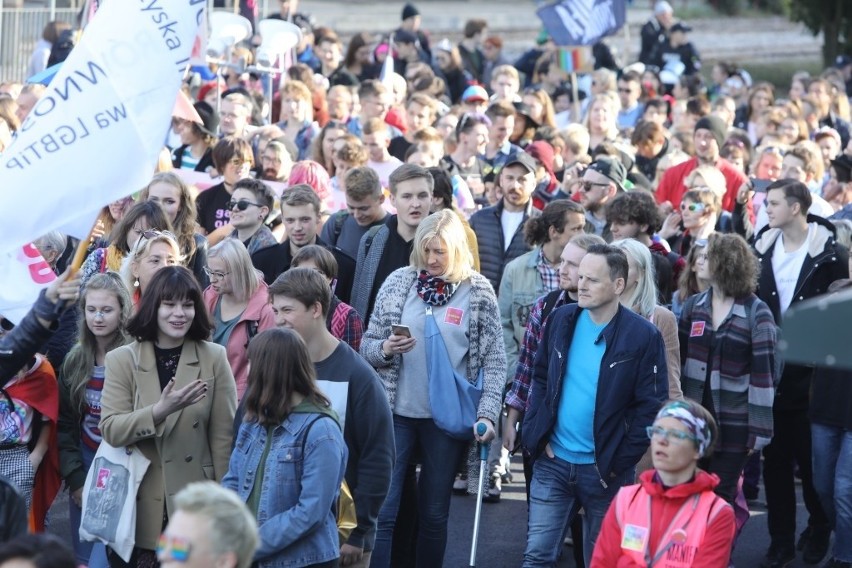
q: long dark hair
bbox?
[242,328,330,426]
[126,266,212,343]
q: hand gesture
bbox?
[474,418,496,443]
[153,379,207,424]
[45,267,82,305]
[659,211,682,240]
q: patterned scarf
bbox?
[416,270,458,306]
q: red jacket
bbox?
[655,157,751,220]
[591,469,735,568]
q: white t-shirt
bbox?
[501,208,525,251]
[772,224,813,314]
[368,157,403,190]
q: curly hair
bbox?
[706,233,758,299]
[605,191,661,236]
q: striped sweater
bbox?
[359,267,506,425]
[678,289,777,452]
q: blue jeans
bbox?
[812,423,852,562]
[69,443,109,567]
[370,415,467,568]
[523,455,633,568]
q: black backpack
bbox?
[48,29,76,67]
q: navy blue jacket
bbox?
[521,303,668,482]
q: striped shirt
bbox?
[81,365,105,450]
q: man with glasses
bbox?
[578,157,627,240]
[616,70,644,132]
[258,140,293,183]
[218,93,254,139]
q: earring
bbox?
[133,278,139,288]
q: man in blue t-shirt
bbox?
[521,244,668,567]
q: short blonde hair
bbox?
[208,238,261,303]
[410,209,473,283]
[121,232,182,292]
[685,165,726,199]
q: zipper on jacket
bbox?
[609,357,635,369]
[593,461,608,489]
[654,365,658,395]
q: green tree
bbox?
[786,0,851,68]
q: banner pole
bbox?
[68,217,102,277]
[571,71,581,123]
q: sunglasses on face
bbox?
[141,229,177,240]
[680,202,706,212]
[227,199,263,211]
[581,180,609,192]
[157,534,192,563]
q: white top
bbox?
[500,208,525,251]
[368,157,403,190]
[772,223,813,314]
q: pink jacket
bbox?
[203,280,275,400]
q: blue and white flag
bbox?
[536,0,627,46]
[0,0,204,257]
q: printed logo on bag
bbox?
[621,524,649,552]
[444,307,464,326]
[96,468,110,489]
[689,321,706,338]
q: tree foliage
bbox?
[786,0,851,68]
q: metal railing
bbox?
[0,8,78,82]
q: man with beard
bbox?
[258,140,293,182]
[469,152,541,291]
[577,157,627,241]
[655,115,748,215]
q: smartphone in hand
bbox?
[391,324,411,338]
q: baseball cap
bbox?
[670,22,692,33]
[462,85,488,103]
[835,55,852,69]
[504,152,537,175]
[587,157,627,190]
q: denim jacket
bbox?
[223,411,348,567]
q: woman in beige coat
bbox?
[100,266,237,567]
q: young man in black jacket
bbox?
[753,180,849,567]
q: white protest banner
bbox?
[0,245,57,324]
[0,0,205,257]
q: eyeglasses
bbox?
[617,87,633,93]
[156,534,192,563]
[227,199,263,211]
[680,202,706,212]
[646,425,697,444]
[228,158,250,168]
[581,180,609,192]
[203,267,231,281]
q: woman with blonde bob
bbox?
[611,239,683,472]
[120,230,182,305]
[202,238,275,400]
[678,233,777,505]
[361,209,506,568]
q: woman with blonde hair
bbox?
[58,272,132,566]
[120,230,182,305]
[140,172,209,287]
[659,181,725,258]
[611,239,683,472]
[361,208,505,567]
[202,238,275,400]
[585,93,620,151]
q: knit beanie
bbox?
[402,3,420,20]
[694,115,727,149]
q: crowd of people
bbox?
[1,0,852,567]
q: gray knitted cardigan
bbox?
[359,266,506,426]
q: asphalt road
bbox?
[46,454,819,567]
